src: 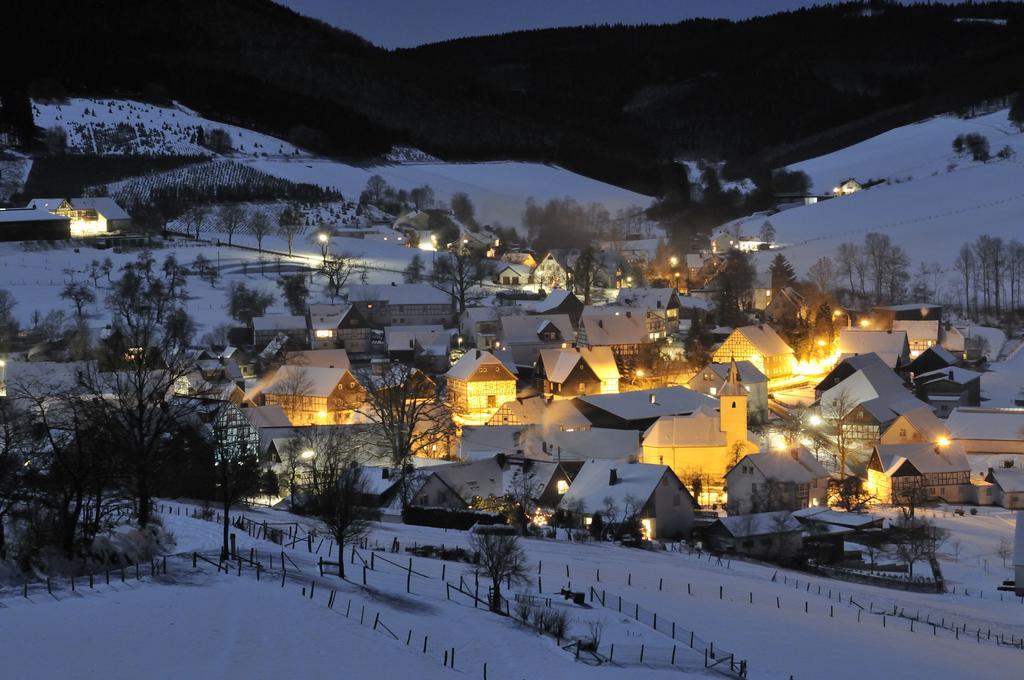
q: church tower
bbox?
[719,359,749,453]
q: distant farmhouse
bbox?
[0,197,132,241]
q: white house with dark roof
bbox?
[867,441,972,504]
[558,459,696,539]
[725,447,829,515]
[535,346,619,398]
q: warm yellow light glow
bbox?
[317,411,328,420]
[556,480,569,495]
[669,256,679,267]
[936,436,951,447]
[314,329,333,338]
[808,414,823,427]
[301,449,315,460]
[640,518,653,541]
[817,339,827,347]
[70,216,108,237]
[318,233,329,243]
[859,318,871,328]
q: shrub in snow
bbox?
[90,521,176,566]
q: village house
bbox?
[487,394,593,428]
[983,468,1024,509]
[837,328,911,369]
[260,364,366,426]
[534,346,620,398]
[386,325,451,373]
[348,283,453,327]
[502,251,538,269]
[614,287,683,334]
[687,360,769,423]
[814,352,889,398]
[446,349,518,425]
[724,447,829,515]
[641,363,760,505]
[493,262,533,287]
[459,306,503,350]
[911,367,982,417]
[947,407,1024,457]
[499,314,575,368]
[251,314,308,349]
[873,303,943,356]
[529,289,584,327]
[711,324,795,382]
[764,287,806,325]
[904,345,959,376]
[307,303,374,353]
[879,406,950,445]
[533,250,575,289]
[866,441,972,504]
[707,511,804,560]
[558,459,696,540]
[817,362,928,444]
[577,312,652,371]
[832,178,863,195]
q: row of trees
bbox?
[953,235,1024,323]
[179,202,307,255]
[833,232,911,306]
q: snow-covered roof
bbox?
[348,283,450,306]
[285,349,351,370]
[0,206,68,223]
[558,459,675,514]
[874,442,970,476]
[242,405,292,429]
[838,329,909,368]
[891,406,950,442]
[734,325,793,357]
[732,447,828,483]
[495,263,532,277]
[580,387,716,422]
[446,349,516,382]
[714,511,802,538]
[947,408,1024,442]
[580,313,648,346]
[262,365,349,398]
[614,287,677,311]
[791,507,881,528]
[252,315,306,331]
[878,303,943,312]
[517,426,640,462]
[501,314,573,345]
[891,320,939,342]
[538,347,619,384]
[819,363,922,421]
[487,395,591,428]
[386,325,450,353]
[69,197,131,220]
[643,406,727,448]
[700,360,767,384]
[308,304,357,331]
[458,425,525,460]
[985,468,1024,494]
[916,366,982,385]
[432,458,505,500]
[531,289,579,314]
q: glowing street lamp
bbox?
[936,436,951,447]
[669,255,679,268]
[808,414,823,427]
[301,449,315,460]
[318,232,330,266]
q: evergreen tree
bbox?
[769,253,796,292]
[403,254,425,283]
[714,250,755,328]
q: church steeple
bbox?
[719,358,745,397]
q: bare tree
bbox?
[892,516,935,580]
[807,256,836,295]
[571,247,603,305]
[217,204,247,246]
[504,464,545,535]
[470,526,530,613]
[997,538,1012,568]
[61,281,95,324]
[277,203,305,256]
[356,364,455,508]
[820,388,857,479]
[181,204,209,240]
[249,208,272,253]
[431,250,492,315]
[212,404,261,560]
[321,253,360,304]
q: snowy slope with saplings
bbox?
[1,501,1020,680]
[32,98,307,157]
[754,109,1024,276]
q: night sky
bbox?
[275,0,884,48]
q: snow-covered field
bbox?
[789,108,1024,193]
[32,98,307,157]
[244,158,653,228]
[1,501,1020,680]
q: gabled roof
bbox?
[531,289,581,314]
[487,395,592,428]
[699,360,767,384]
[501,314,573,345]
[495,263,532,278]
[643,406,727,448]
[890,406,950,442]
[558,459,683,514]
[873,442,970,476]
[730,447,828,484]
[580,313,648,346]
[578,387,716,422]
[262,365,350,398]
[308,304,361,331]
[348,283,450,306]
[819,363,922,420]
[791,507,881,528]
[242,405,292,429]
[947,408,1024,442]
[714,511,802,538]
[838,329,909,368]
[68,197,131,220]
[0,206,69,223]
[614,287,679,311]
[985,468,1024,494]
[285,349,351,370]
[916,366,982,386]
[537,347,619,384]
[385,325,449,353]
[446,349,516,382]
[733,325,793,356]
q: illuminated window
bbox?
[315,329,333,338]
[556,480,569,495]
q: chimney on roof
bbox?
[476,349,481,359]
[609,468,618,486]
[382,468,390,479]
[390,282,396,286]
[598,319,604,328]
[626,310,632,318]
[649,393,657,405]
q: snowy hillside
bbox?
[32,98,309,157]
[244,158,653,229]
[789,108,1024,192]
